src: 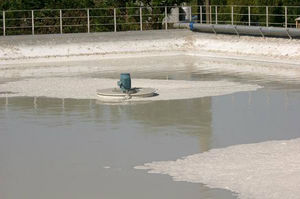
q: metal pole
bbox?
[215,6,218,24]
[231,6,234,25]
[60,9,63,34]
[189,6,192,22]
[285,6,287,28]
[266,6,268,27]
[209,6,212,24]
[3,11,5,36]
[31,10,34,35]
[87,9,90,33]
[165,6,168,30]
[140,7,142,31]
[248,6,251,26]
[200,6,202,24]
[114,8,116,32]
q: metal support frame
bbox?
[165,6,168,30]
[140,7,142,31]
[31,10,34,35]
[200,6,203,24]
[248,6,251,26]
[231,6,234,25]
[3,11,5,36]
[258,27,265,38]
[215,6,218,24]
[286,28,292,39]
[266,6,269,27]
[233,25,239,37]
[87,9,90,33]
[285,6,287,28]
[114,8,117,32]
[60,9,63,34]
[211,25,217,34]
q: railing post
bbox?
[248,6,251,26]
[189,6,192,22]
[266,6,269,27]
[209,6,212,24]
[215,6,218,24]
[140,7,142,31]
[87,9,90,33]
[200,6,202,24]
[31,10,34,35]
[285,6,287,28]
[114,8,117,32]
[3,11,5,36]
[231,6,234,25]
[165,6,168,30]
[60,9,63,34]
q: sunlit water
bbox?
[1,56,300,199]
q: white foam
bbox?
[0,77,260,101]
[135,138,300,199]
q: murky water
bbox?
[1,57,300,199]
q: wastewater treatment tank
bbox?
[97,73,157,102]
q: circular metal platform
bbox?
[97,88,157,102]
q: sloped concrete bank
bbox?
[1,30,300,65]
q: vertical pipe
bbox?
[209,6,212,24]
[87,9,90,33]
[285,6,287,28]
[31,10,34,35]
[140,7,142,31]
[231,6,234,25]
[114,8,117,32]
[3,11,6,36]
[215,6,218,24]
[200,6,202,24]
[248,6,251,26]
[266,6,268,27]
[165,6,168,30]
[60,9,63,34]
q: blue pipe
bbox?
[189,22,194,31]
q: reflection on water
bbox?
[0,96,213,150]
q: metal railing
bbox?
[0,5,299,36]
[192,5,300,28]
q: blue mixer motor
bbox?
[117,73,131,93]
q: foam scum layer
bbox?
[0,77,260,101]
[135,138,300,199]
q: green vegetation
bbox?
[1,0,300,11]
